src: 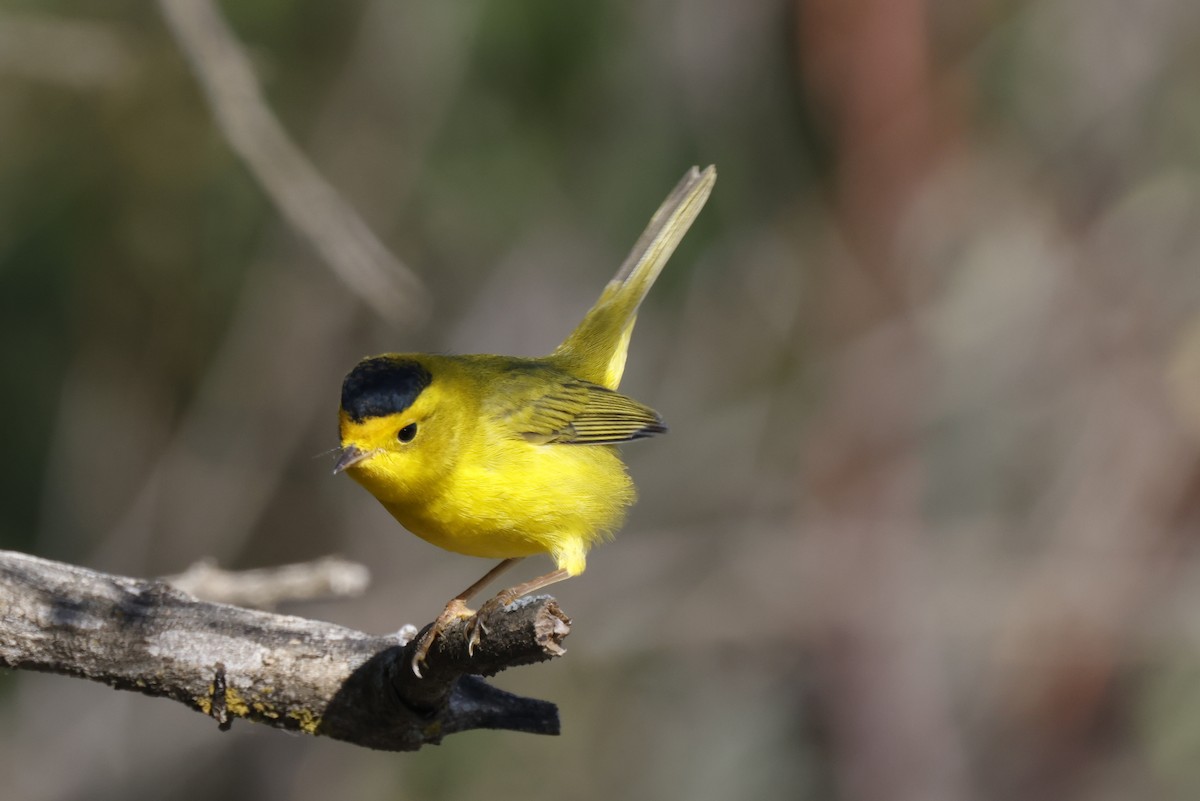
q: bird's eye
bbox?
[398,423,418,443]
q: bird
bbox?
[334,165,716,676]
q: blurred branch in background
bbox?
[157,0,427,324]
[0,550,567,751]
[85,1,481,574]
[162,554,369,608]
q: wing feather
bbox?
[486,368,665,445]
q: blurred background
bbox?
[4,0,1200,799]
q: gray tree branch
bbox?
[0,550,570,751]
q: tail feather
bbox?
[552,165,716,389]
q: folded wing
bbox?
[490,372,666,445]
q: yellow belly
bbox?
[381,443,634,576]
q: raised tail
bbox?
[551,165,717,389]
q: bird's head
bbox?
[334,354,460,502]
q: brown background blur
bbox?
[5,1,1200,799]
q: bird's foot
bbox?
[411,597,475,678]
[466,591,519,656]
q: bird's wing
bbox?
[489,372,666,445]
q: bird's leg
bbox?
[410,557,522,677]
[467,568,572,655]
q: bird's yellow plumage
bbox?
[335,166,716,674]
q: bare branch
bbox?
[0,550,569,751]
[157,0,428,323]
[162,555,370,608]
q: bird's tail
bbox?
[552,165,717,389]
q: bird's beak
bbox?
[332,444,372,474]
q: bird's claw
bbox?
[409,598,474,678]
[410,641,430,679]
[465,594,514,656]
[466,614,489,657]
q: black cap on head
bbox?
[341,357,432,423]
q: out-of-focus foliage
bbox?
[4,1,1200,800]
